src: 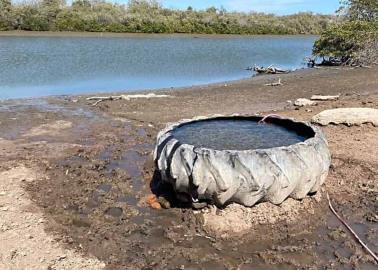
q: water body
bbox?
[0,35,316,99]
[171,119,308,150]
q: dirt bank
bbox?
[0,67,377,269]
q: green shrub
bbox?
[5,0,334,35]
[313,0,378,64]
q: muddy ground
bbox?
[0,67,377,269]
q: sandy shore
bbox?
[0,67,377,269]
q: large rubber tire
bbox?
[154,115,331,207]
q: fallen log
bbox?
[310,94,340,101]
[86,96,123,106]
[254,65,290,75]
[86,93,172,106]
[294,98,317,107]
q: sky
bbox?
[157,0,340,15]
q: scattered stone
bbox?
[157,197,171,209]
[10,249,17,260]
[146,194,163,209]
[0,191,6,196]
[57,254,67,261]
[294,98,317,107]
[146,194,157,205]
[312,108,378,126]
[328,227,347,240]
[364,212,378,223]
[150,202,162,210]
[311,94,340,101]
[192,201,208,210]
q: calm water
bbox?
[172,119,307,150]
[0,35,316,99]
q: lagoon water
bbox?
[0,35,316,99]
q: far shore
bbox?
[0,30,319,39]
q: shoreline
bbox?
[0,30,319,39]
[1,67,377,111]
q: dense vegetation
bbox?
[0,0,333,34]
[313,0,378,65]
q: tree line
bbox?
[313,0,378,65]
[0,0,334,34]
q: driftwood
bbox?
[86,96,123,106]
[305,56,374,68]
[304,57,316,68]
[253,65,290,75]
[294,98,317,107]
[310,94,340,101]
[264,78,282,86]
[86,93,171,106]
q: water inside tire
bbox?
[171,118,311,151]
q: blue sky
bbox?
[156,0,340,15]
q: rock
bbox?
[328,228,346,240]
[310,95,340,101]
[150,202,162,210]
[192,201,208,210]
[312,108,378,126]
[146,194,158,207]
[157,197,171,209]
[57,254,67,261]
[10,249,17,260]
[294,98,317,107]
